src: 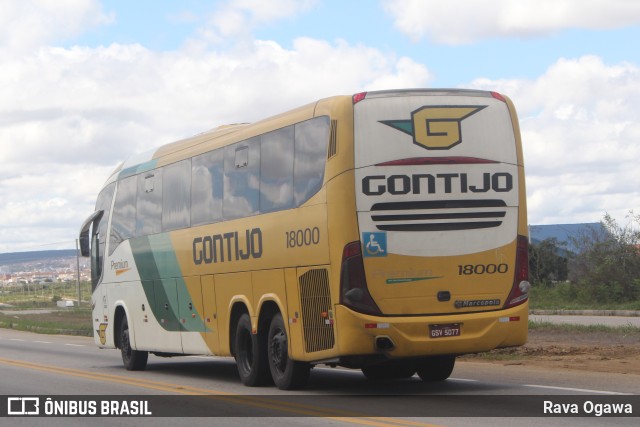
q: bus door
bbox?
[82,211,110,348]
[80,182,116,347]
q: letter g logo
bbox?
[381,105,486,150]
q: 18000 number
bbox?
[285,227,320,248]
[457,263,509,275]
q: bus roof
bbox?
[106,98,330,184]
[104,89,508,184]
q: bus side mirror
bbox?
[79,233,91,257]
[79,210,104,257]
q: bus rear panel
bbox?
[335,89,528,361]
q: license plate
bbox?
[429,323,461,338]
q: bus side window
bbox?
[191,150,224,226]
[110,175,137,255]
[223,138,260,220]
[163,159,191,231]
[294,116,329,206]
[260,126,294,213]
[136,170,163,236]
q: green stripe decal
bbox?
[386,276,443,284]
[131,235,207,333]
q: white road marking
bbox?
[34,340,52,344]
[64,344,85,347]
[9,338,25,342]
[524,384,628,395]
[449,378,479,382]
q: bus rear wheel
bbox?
[234,313,270,386]
[119,315,148,371]
[267,313,310,390]
[416,356,455,382]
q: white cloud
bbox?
[0,163,116,251]
[8,0,637,255]
[468,55,640,224]
[0,0,114,53]
[0,3,432,252]
[0,39,431,166]
[198,0,318,43]
[383,0,640,44]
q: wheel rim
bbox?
[270,327,287,374]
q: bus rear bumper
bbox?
[333,302,528,358]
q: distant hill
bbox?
[529,223,608,253]
[0,249,77,266]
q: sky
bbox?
[1,0,640,252]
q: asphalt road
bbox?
[0,329,638,427]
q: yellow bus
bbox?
[80,89,529,389]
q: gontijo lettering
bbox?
[193,228,262,265]
[362,172,513,196]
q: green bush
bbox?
[570,216,640,303]
[530,212,640,308]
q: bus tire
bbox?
[119,315,148,371]
[234,313,270,386]
[362,361,415,380]
[267,313,310,390]
[416,356,455,382]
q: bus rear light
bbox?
[340,241,382,316]
[353,92,367,104]
[504,235,529,309]
[491,91,507,102]
[364,323,389,329]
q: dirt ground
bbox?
[462,328,640,375]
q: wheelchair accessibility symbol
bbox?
[362,232,387,257]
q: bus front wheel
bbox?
[119,315,148,371]
[416,356,455,382]
[267,313,310,390]
[234,313,270,386]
